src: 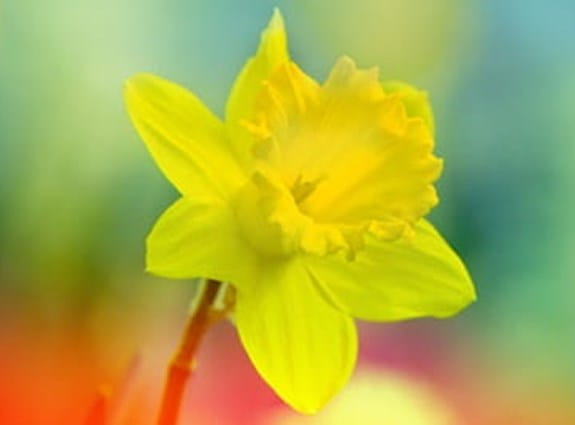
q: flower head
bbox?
[125,9,475,414]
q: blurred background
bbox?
[1,0,574,424]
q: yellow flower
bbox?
[125,9,475,414]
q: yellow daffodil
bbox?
[125,9,475,414]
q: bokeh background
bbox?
[1,0,574,424]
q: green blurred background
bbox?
[1,0,574,424]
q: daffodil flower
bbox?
[125,9,475,414]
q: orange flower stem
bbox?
[156,279,223,425]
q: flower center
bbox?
[235,57,442,259]
[290,174,323,204]
[234,167,349,258]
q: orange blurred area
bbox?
[0,315,101,424]
[0,299,283,425]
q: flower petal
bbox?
[146,197,258,289]
[382,81,435,133]
[225,8,289,166]
[125,73,244,201]
[235,259,357,413]
[306,220,476,321]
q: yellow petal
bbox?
[382,81,435,133]
[305,220,476,321]
[146,197,258,290]
[225,8,289,166]
[235,259,357,413]
[125,73,244,201]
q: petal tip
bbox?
[465,280,478,304]
[336,55,357,70]
[124,72,155,90]
[261,8,286,44]
[439,275,477,318]
[280,379,343,415]
[123,72,162,107]
[269,7,285,30]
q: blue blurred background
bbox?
[1,1,574,424]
